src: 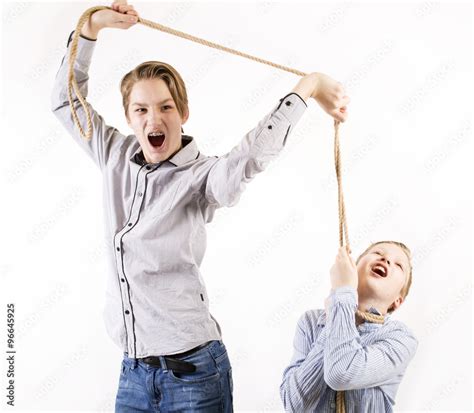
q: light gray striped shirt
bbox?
[51,31,308,358]
[280,286,418,412]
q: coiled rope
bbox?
[67,7,385,412]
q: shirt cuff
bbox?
[80,33,97,42]
[277,92,308,125]
[329,285,358,308]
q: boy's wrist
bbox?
[291,72,320,101]
[80,19,101,40]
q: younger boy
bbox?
[280,242,418,412]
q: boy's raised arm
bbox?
[201,72,349,208]
[51,31,121,170]
[202,90,308,208]
[50,3,139,170]
[323,286,419,391]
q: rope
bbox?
[67,6,307,142]
[333,120,349,249]
[66,8,385,411]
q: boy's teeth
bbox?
[373,265,386,276]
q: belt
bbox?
[138,341,213,373]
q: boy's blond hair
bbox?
[356,241,413,313]
[120,61,189,132]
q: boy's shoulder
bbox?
[298,306,324,319]
[385,317,419,343]
[297,308,326,331]
[294,309,327,345]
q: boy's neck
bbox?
[356,295,387,326]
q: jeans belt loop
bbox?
[159,355,168,372]
[125,351,138,369]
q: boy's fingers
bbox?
[335,111,347,122]
[117,4,134,11]
[111,3,134,12]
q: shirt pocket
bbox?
[151,181,183,219]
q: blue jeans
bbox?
[115,340,233,412]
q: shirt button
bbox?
[128,223,132,227]
[330,402,335,408]
[125,310,130,314]
[121,278,125,282]
[138,192,143,197]
[146,166,151,170]
[267,125,272,129]
[285,101,291,106]
[116,247,120,251]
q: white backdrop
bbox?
[1,0,472,412]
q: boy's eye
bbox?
[135,106,172,112]
[374,251,403,270]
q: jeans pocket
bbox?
[168,367,220,384]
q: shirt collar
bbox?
[131,135,200,167]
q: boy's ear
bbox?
[181,107,189,125]
[389,295,404,312]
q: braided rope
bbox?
[67,8,384,411]
[67,6,307,142]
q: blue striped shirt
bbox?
[280,286,418,412]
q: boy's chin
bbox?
[359,275,382,293]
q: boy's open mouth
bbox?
[148,132,166,148]
[371,264,388,278]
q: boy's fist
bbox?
[291,72,350,123]
[110,1,139,18]
[89,1,139,32]
[329,245,358,290]
[311,73,350,123]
